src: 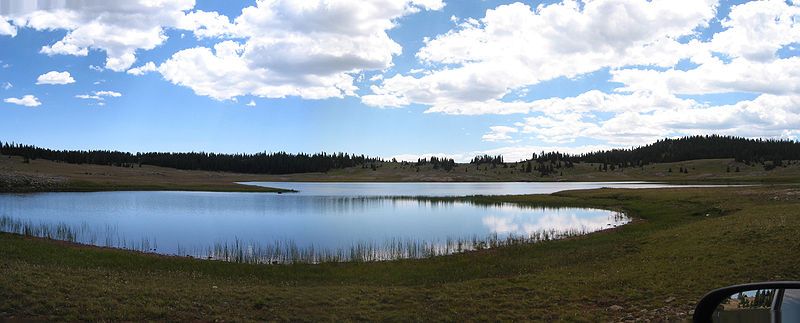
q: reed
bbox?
[0,211,627,264]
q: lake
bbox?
[0,181,705,263]
[241,181,718,196]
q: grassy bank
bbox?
[0,155,291,193]
[2,185,799,321]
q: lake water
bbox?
[241,181,715,196]
[0,181,700,263]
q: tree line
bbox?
[416,156,456,171]
[575,135,800,167]
[0,142,383,174]
[3,135,799,174]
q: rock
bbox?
[609,305,624,311]
[665,296,676,303]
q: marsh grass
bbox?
[7,186,794,321]
[0,215,159,253]
[0,210,627,264]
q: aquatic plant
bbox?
[0,210,627,264]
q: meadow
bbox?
[2,185,799,321]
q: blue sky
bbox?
[1,0,799,161]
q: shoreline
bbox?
[3,185,797,321]
[3,155,798,195]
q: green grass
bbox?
[58,180,294,193]
[0,155,292,193]
[219,158,800,183]
[2,185,800,321]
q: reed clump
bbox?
[1,212,627,264]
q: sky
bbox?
[1,0,799,162]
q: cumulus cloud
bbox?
[1,1,195,71]
[4,95,41,107]
[246,100,256,107]
[708,0,800,62]
[0,16,16,36]
[501,91,800,145]
[158,0,445,100]
[177,10,237,39]
[364,0,717,111]
[367,0,800,147]
[482,126,519,142]
[610,56,800,95]
[127,62,157,76]
[36,71,75,85]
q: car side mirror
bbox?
[693,281,800,323]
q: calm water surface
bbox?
[0,181,690,263]
[242,181,723,196]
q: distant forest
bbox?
[0,142,383,174]
[574,135,800,166]
[1,135,799,174]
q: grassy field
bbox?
[2,185,799,321]
[0,155,290,193]
[4,154,800,193]
[202,157,800,183]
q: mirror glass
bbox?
[713,289,800,323]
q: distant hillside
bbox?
[0,142,383,175]
[2,135,799,175]
[575,135,800,165]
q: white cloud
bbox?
[364,0,717,112]
[496,91,800,145]
[75,94,100,100]
[482,126,519,142]
[89,65,104,72]
[246,100,256,107]
[95,91,121,97]
[4,95,41,107]
[0,16,16,36]
[2,1,195,71]
[364,0,800,149]
[177,10,237,39]
[2,82,11,90]
[127,62,157,76]
[36,71,75,85]
[708,0,800,62]
[158,0,445,101]
[76,90,122,104]
[610,0,800,95]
